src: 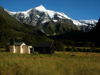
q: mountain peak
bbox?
[35,5,46,12]
[39,5,45,8]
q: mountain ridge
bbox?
[4,5,98,33]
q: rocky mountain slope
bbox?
[4,5,98,34]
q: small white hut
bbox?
[6,41,33,54]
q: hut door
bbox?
[30,48,33,53]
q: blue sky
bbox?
[0,0,100,20]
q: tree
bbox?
[55,41,65,51]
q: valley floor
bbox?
[0,51,100,75]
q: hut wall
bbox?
[15,46,20,53]
[9,46,14,53]
[22,45,28,54]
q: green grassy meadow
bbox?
[0,51,100,75]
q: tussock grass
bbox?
[0,52,100,75]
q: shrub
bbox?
[94,49,100,52]
[66,47,71,52]
[34,51,39,55]
[55,41,65,51]
[70,48,74,52]
[83,48,87,52]
[74,48,79,52]
[80,49,84,52]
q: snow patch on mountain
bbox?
[53,20,58,22]
[35,5,46,12]
[46,10,56,18]
[57,12,71,19]
[42,19,50,23]
[54,33,56,35]
[41,29,45,33]
[72,20,88,26]
[35,5,56,18]
[4,9,16,15]
[79,20,98,24]
[5,8,33,18]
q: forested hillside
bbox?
[86,18,100,43]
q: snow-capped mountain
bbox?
[79,20,98,31]
[4,5,98,32]
[79,20,98,25]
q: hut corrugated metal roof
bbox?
[7,42,24,46]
